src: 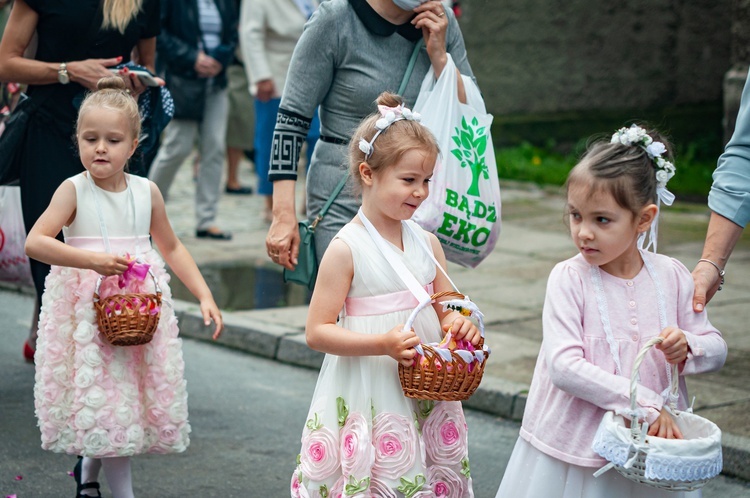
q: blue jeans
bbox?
[255,98,319,196]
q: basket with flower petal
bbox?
[93,261,161,347]
[398,291,490,401]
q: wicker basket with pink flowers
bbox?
[398,291,490,401]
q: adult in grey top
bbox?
[265,0,474,270]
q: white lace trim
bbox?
[592,417,723,482]
[590,266,623,376]
[644,451,723,481]
[641,254,674,402]
[590,253,675,405]
[592,424,630,466]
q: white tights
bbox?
[80,456,134,498]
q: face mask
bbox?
[392,0,429,11]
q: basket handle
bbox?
[403,291,485,339]
[628,336,679,438]
[93,267,162,302]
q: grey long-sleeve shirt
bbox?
[269,0,474,181]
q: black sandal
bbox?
[73,457,102,498]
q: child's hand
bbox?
[656,327,688,364]
[92,253,129,276]
[383,325,421,367]
[444,316,481,345]
[647,407,683,439]
[200,299,223,340]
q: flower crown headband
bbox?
[358,104,422,160]
[610,125,676,188]
[610,124,677,253]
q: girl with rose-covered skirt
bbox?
[27,78,223,497]
[291,93,477,498]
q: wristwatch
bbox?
[57,62,70,84]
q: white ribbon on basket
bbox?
[358,208,483,358]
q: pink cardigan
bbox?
[520,252,727,468]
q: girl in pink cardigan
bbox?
[495,126,727,498]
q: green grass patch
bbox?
[495,141,716,202]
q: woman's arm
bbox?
[24,180,129,275]
[0,0,124,89]
[265,3,337,268]
[305,238,421,364]
[149,182,223,338]
[134,37,157,73]
[671,258,728,374]
[692,212,744,311]
[693,73,750,310]
[413,1,466,103]
[266,180,299,270]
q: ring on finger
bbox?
[438,11,445,17]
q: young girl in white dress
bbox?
[494,126,727,498]
[290,92,481,497]
[25,77,223,498]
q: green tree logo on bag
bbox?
[450,116,488,197]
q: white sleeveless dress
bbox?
[34,173,190,457]
[291,221,474,498]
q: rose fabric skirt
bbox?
[291,308,474,497]
[33,249,190,457]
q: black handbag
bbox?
[166,72,206,121]
[0,93,33,186]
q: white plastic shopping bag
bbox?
[412,54,501,268]
[0,186,34,287]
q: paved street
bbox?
[3,292,750,496]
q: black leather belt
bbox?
[319,135,348,146]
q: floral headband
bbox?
[610,125,676,189]
[358,104,422,160]
[610,124,676,253]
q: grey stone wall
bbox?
[724,0,750,142]
[459,0,731,122]
[731,0,750,66]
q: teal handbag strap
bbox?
[311,39,424,227]
[310,175,348,229]
[399,38,424,96]
[319,175,348,218]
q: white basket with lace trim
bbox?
[591,337,722,491]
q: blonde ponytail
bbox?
[102,0,144,34]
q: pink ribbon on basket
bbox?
[118,254,151,289]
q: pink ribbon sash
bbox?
[345,282,434,317]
